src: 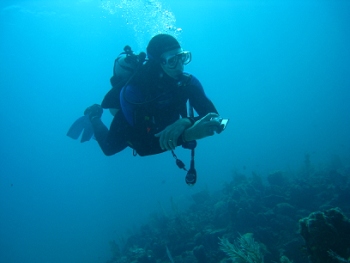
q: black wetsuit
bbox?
[92,73,218,156]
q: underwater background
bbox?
[1,0,349,262]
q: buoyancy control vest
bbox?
[122,73,194,141]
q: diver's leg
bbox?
[91,110,129,156]
[90,118,108,141]
[85,104,128,156]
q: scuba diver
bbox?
[67,34,228,185]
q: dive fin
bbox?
[67,115,94,142]
[80,119,94,142]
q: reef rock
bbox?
[299,207,350,263]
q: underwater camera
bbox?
[211,117,229,134]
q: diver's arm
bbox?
[182,113,221,142]
[154,118,193,150]
[188,75,219,118]
[154,77,220,150]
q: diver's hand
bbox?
[155,118,192,151]
[183,113,221,141]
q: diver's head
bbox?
[147,34,192,79]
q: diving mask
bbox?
[161,51,192,69]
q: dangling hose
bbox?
[185,102,197,185]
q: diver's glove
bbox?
[84,104,103,121]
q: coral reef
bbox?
[106,155,350,263]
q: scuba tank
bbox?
[101,46,146,113]
[112,45,139,83]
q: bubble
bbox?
[100,0,182,48]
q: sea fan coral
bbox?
[219,233,264,263]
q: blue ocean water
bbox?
[0,0,349,262]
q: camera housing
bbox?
[211,117,229,133]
